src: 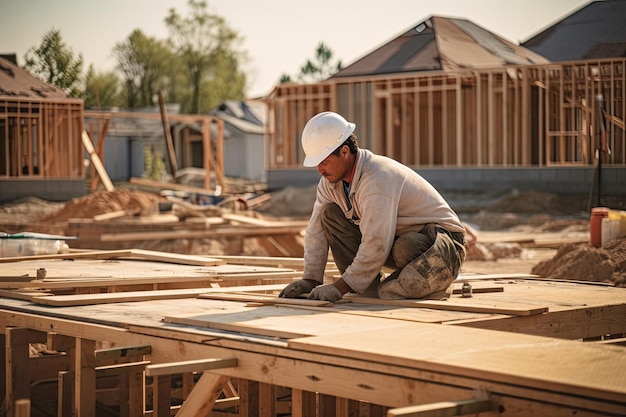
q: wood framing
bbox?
[0,97,84,178]
[0,261,625,417]
[266,58,626,170]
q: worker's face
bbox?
[317,145,351,183]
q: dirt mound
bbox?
[256,185,316,218]
[486,191,589,215]
[39,189,164,222]
[531,238,626,287]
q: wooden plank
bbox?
[0,249,135,263]
[198,292,331,307]
[31,288,221,307]
[348,296,548,316]
[222,213,308,228]
[163,307,417,340]
[95,345,152,364]
[125,249,225,266]
[81,130,114,192]
[0,248,224,266]
[287,322,626,404]
[387,398,494,417]
[176,373,229,417]
[145,357,237,377]
[93,209,139,222]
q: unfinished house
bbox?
[265,15,626,197]
[0,56,85,202]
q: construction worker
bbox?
[279,111,467,302]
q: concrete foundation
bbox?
[268,166,625,196]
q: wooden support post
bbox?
[259,382,275,417]
[5,328,46,417]
[158,91,179,178]
[291,389,316,417]
[14,399,30,417]
[57,371,73,417]
[75,338,96,417]
[239,379,260,417]
[152,374,171,417]
[0,332,5,408]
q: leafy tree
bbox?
[280,41,342,84]
[112,29,175,109]
[23,28,84,97]
[165,0,247,113]
[83,65,124,110]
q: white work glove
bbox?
[279,279,319,298]
[307,283,343,302]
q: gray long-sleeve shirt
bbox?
[302,149,465,293]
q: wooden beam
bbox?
[81,130,114,192]
[158,91,179,177]
[145,357,237,377]
[175,372,229,417]
[95,344,152,364]
[387,398,494,417]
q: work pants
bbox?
[320,204,466,299]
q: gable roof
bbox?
[332,16,549,79]
[0,56,67,99]
[522,0,626,61]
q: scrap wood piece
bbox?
[82,130,115,192]
[0,249,134,263]
[222,213,308,228]
[198,292,332,307]
[125,249,225,266]
[347,296,548,316]
[0,248,224,266]
[98,224,307,242]
[30,287,219,307]
[93,209,140,222]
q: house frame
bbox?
[265,58,625,170]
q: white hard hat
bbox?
[301,111,356,167]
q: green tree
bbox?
[280,42,342,85]
[165,0,247,113]
[23,28,84,97]
[112,29,175,109]
[83,65,123,110]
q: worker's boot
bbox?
[377,224,464,299]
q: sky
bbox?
[0,0,590,98]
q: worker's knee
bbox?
[391,231,433,268]
[378,229,463,299]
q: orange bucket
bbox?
[590,207,610,247]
